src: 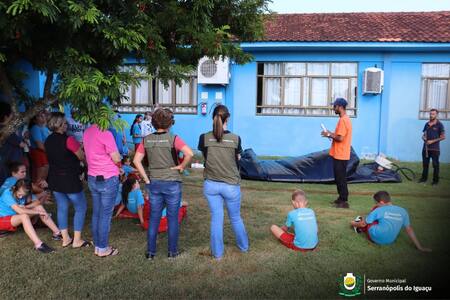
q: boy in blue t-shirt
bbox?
[270,189,318,251]
[351,191,431,252]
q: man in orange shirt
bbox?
[321,98,352,209]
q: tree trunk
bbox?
[0,69,55,145]
[0,97,57,144]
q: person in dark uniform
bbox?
[419,108,445,185]
[198,105,249,260]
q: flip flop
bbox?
[73,240,93,249]
[62,239,73,248]
[99,247,119,258]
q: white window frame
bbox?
[256,62,358,117]
[117,66,198,114]
[420,63,450,120]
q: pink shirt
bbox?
[83,125,119,178]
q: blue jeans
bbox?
[53,191,87,232]
[203,180,249,258]
[88,176,119,253]
[146,180,182,256]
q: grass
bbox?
[0,162,449,299]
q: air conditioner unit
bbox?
[363,67,384,94]
[197,56,229,85]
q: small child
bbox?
[351,190,431,252]
[1,162,49,207]
[0,179,58,253]
[270,189,318,251]
[114,177,145,227]
[121,156,137,179]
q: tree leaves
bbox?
[0,0,271,143]
[7,0,60,22]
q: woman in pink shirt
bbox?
[83,123,121,257]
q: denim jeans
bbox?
[88,175,119,253]
[203,180,249,258]
[53,191,87,232]
[146,180,181,256]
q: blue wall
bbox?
[229,52,384,159]
[118,49,450,162]
[380,53,450,162]
[18,47,449,162]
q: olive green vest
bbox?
[203,131,241,185]
[144,132,182,182]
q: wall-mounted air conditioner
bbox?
[197,56,229,85]
[362,67,384,94]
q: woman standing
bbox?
[83,122,121,257]
[130,114,144,151]
[198,105,249,260]
[29,111,50,183]
[133,108,193,259]
[45,112,90,248]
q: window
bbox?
[256,62,357,116]
[117,66,198,114]
[420,63,450,120]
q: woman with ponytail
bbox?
[130,114,144,151]
[198,104,249,260]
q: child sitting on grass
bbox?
[114,177,145,227]
[0,161,49,204]
[351,190,431,252]
[270,189,318,251]
[121,156,138,179]
[0,179,59,253]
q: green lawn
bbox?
[1,162,449,299]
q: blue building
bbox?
[25,12,450,162]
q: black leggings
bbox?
[333,158,349,202]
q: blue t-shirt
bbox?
[132,124,142,144]
[0,177,18,196]
[109,127,125,156]
[0,177,35,205]
[122,165,134,177]
[285,208,319,249]
[126,189,145,214]
[30,125,50,149]
[366,205,410,245]
[0,189,18,217]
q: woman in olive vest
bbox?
[198,104,249,260]
[133,108,193,259]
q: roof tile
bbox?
[262,11,450,42]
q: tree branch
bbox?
[43,71,54,100]
[0,64,18,114]
[0,95,58,145]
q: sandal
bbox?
[73,240,93,249]
[62,239,73,248]
[99,247,119,257]
[52,233,63,241]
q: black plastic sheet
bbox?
[239,148,401,184]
